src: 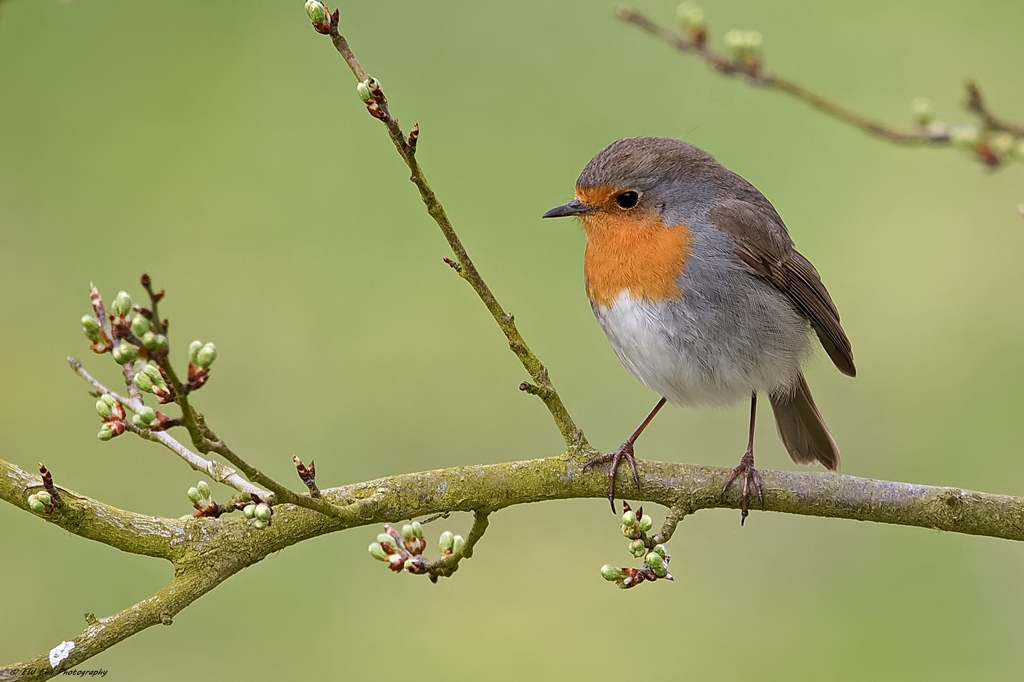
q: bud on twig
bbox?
[111,291,132,318]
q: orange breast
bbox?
[579,193,694,307]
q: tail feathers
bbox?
[769,373,840,471]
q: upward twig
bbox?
[314,8,586,451]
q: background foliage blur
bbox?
[2,0,1024,678]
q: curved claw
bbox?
[583,441,639,513]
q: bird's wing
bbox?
[708,198,856,377]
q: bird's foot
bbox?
[583,441,641,513]
[721,449,764,525]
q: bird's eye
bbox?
[615,191,639,209]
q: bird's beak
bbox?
[542,199,594,219]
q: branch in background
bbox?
[617,5,1024,169]
[307,2,585,451]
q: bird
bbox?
[542,137,855,522]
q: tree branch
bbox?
[616,5,1024,164]
[313,6,585,451]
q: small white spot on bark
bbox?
[49,640,75,668]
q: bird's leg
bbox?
[584,397,667,512]
[722,392,765,525]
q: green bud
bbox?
[112,341,139,364]
[134,406,156,426]
[438,530,455,554]
[356,81,373,103]
[28,494,45,513]
[652,544,669,559]
[368,542,389,562]
[195,343,217,368]
[252,518,268,530]
[646,552,668,577]
[133,371,154,392]
[411,521,423,539]
[305,0,327,24]
[197,481,211,499]
[254,503,272,521]
[243,503,256,519]
[600,564,627,582]
[452,535,466,555]
[187,487,201,504]
[621,510,637,527]
[96,399,115,419]
[638,515,654,533]
[401,524,415,541]
[130,314,151,337]
[141,332,168,351]
[677,2,705,30]
[97,424,114,441]
[81,315,102,341]
[111,291,132,317]
[910,97,934,125]
[188,340,203,365]
[403,558,415,572]
[36,491,52,507]
[629,539,647,558]
[949,124,980,149]
[100,393,118,408]
[991,133,1015,155]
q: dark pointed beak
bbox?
[542,199,593,219]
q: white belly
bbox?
[593,291,810,407]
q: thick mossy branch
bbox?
[5,451,1024,678]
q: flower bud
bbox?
[638,514,653,532]
[81,315,102,341]
[197,481,211,499]
[96,399,115,419]
[410,521,423,539]
[112,341,139,365]
[910,97,934,126]
[187,487,202,504]
[621,510,637,527]
[991,133,1015,155]
[188,340,203,365]
[438,530,455,555]
[134,405,157,427]
[629,539,647,558]
[305,0,327,25]
[368,542,389,562]
[243,503,256,519]
[141,332,168,351]
[195,343,217,369]
[28,494,46,513]
[111,291,132,317]
[97,424,114,441]
[677,2,705,30]
[252,518,268,530]
[401,524,415,541]
[452,534,466,555]
[357,81,373,103]
[652,544,669,559]
[36,491,52,507]
[130,315,151,337]
[133,371,154,392]
[646,552,668,577]
[254,503,272,521]
[377,533,395,548]
[600,564,627,582]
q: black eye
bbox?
[615,191,639,209]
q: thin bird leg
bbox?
[722,392,765,525]
[584,397,668,512]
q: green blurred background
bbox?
[3,0,1024,678]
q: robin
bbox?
[542,137,855,522]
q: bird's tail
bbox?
[769,373,840,471]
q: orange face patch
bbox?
[575,186,694,307]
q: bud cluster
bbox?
[95,393,128,441]
[677,2,706,45]
[910,97,1024,169]
[356,77,389,121]
[305,0,336,34]
[600,502,674,589]
[186,340,218,392]
[132,361,174,403]
[27,490,54,514]
[185,480,240,520]
[242,499,274,529]
[724,28,763,72]
[368,522,465,577]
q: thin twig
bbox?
[616,7,1024,148]
[319,12,585,451]
[427,510,491,580]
